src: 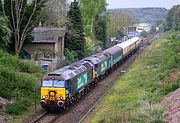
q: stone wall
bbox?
[23,43,55,60]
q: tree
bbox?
[38,0,69,27]
[1,0,46,55]
[0,16,11,50]
[0,0,2,14]
[64,0,85,59]
[166,5,180,31]
[173,7,180,31]
[79,0,106,36]
[93,14,107,49]
[106,17,118,38]
[111,12,137,34]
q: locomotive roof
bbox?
[116,37,140,49]
[45,61,88,80]
[92,53,107,61]
[104,45,123,56]
[83,56,101,64]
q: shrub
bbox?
[64,48,78,65]
[161,80,180,95]
[5,102,27,115]
[0,50,40,73]
[141,31,148,37]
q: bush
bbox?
[141,31,149,37]
[5,102,27,115]
[0,50,40,73]
[0,48,42,116]
[64,48,78,65]
[0,65,36,99]
[161,80,180,95]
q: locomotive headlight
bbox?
[42,96,46,99]
[66,90,69,94]
[59,96,63,100]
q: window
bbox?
[42,80,65,88]
[42,80,53,87]
[54,81,65,88]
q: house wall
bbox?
[55,37,64,58]
[23,43,55,59]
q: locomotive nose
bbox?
[50,91,55,97]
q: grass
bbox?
[85,32,180,123]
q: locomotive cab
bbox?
[40,78,67,109]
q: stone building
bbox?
[23,27,66,71]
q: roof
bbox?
[45,61,88,80]
[104,46,122,56]
[32,27,66,43]
[131,23,151,27]
[92,53,107,61]
[116,37,140,49]
[83,56,101,65]
[32,40,57,43]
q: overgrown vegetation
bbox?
[0,50,42,115]
[0,16,11,50]
[64,0,86,59]
[166,5,180,31]
[141,31,149,38]
[86,32,180,123]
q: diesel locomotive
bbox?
[40,37,142,111]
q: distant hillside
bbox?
[108,7,168,24]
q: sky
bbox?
[106,0,180,9]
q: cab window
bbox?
[54,81,65,88]
[42,80,53,87]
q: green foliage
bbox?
[79,0,106,36]
[166,5,180,31]
[0,50,41,115]
[93,14,107,49]
[0,16,11,50]
[141,31,149,38]
[87,32,180,123]
[65,0,85,59]
[5,102,27,115]
[0,50,40,73]
[64,48,78,65]
[0,0,2,13]
[136,101,165,123]
[160,80,179,96]
[106,17,118,37]
[37,8,53,27]
[0,65,37,99]
[84,37,95,56]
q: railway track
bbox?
[26,111,63,123]
[33,113,59,123]
[24,33,159,123]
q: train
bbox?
[40,37,142,111]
